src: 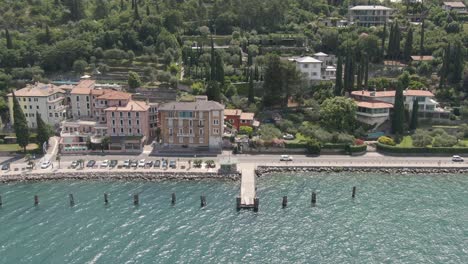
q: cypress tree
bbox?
[206,81,221,102]
[334,55,343,96]
[239,49,243,67]
[439,44,450,88]
[409,100,419,130]
[5,29,12,49]
[420,19,425,56]
[214,51,224,84]
[392,81,405,135]
[120,0,125,11]
[45,25,51,44]
[364,55,369,89]
[134,0,140,20]
[254,64,259,81]
[449,42,463,84]
[403,26,413,62]
[146,4,150,16]
[210,36,216,81]
[387,23,394,58]
[36,113,50,147]
[394,21,401,60]
[248,69,255,103]
[263,54,283,107]
[12,92,30,153]
[381,22,387,59]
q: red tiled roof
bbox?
[97,90,131,100]
[8,83,64,97]
[355,101,393,109]
[410,55,433,61]
[224,109,242,116]
[71,80,95,95]
[351,90,396,97]
[404,90,434,97]
[240,112,255,120]
[105,100,149,112]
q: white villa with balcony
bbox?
[351,89,450,128]
[289,52,337,82]
[349,5,393,27]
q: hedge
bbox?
[348,144,367,153]
[376,142,468,154]
[322,143,348,150]
[284,142,307,149]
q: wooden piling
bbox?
[236,197,241,211]
[69,194,75,207]
[104,193,109,204]
[133,194,139,206]
[282,196,288,208]
[200,195,206,207]
[171,193,176,205]
[0,195,2,207]
[253,197,259,212]
[352,186,356,198]
[34,195,39,206]
[311,192,316,206]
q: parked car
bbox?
[154,160,161,168]
[110,160,118,168]
[138,159,146,167]
[40,160,51,169]
[145,160,154,167]
[1,163,10,170]
[130,160,138,167]
[87,160,96,168]
[162,160,168,169]
[169,160,176,169]
[282,134,295,140]
[123,160,130,168]
[452,155,464,162]
[100,160,109,168]
[280,155,293,161]
[71,161,79,169]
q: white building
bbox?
[443,2,467,13]
[290,52,337,82]
[349,5,393,27]
[8,83,68,129]
[351,90,451,128]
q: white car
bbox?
[123,160,130,168]
[283,134,295,140]
[452,155,464,162]
[40,160,51,169]
[138,159,146,167]
[280,155,293,161]
[100,160,109,168]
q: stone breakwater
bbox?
[256,166,468,176]
[0,171,240,183]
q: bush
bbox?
[306,139,321,155]
[412,129,432,147]
[348,144,367,153]
[432,134,457,147]
[322,143,348,150]
[378,136,396,146]
[284,142,307,149]
[239,126,253,135]
[354,139,365,145]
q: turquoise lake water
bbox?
[0,173,467,263]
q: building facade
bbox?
[224,109,258,131]
[159,96,224,150]
[290,52,337,82]
[442,2,467,13]
[349,5,393,27]
[8,83,68,129]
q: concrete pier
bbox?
[239,164,257,209]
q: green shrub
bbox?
[239,126,253,135]
[348,144,367,153]
[376,143,468,154]
[284,142,307,149]
[306,139,321,155]
[412,129,432,147]
[322,143,348,150]
[432,134,457,147]
[378,136,396,146]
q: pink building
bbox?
[105,100,150,152]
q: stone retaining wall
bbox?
[256,166,468,176]
[0,171,240,183]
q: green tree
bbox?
[409,100,419,130]
[381,22,387,58]
[334,55,343,96]
[306,138,321,155]
[94,0,109,19]
[248,69,255,103]
[392,74,407,134]
[36,113,50,147]
[214,51,224,84]
[12,92,30,153]
[239,126,253,135]
[73,59,88,75]
[319,97,357,132]
[419,19,425,55]
[206,80,221,102]
[258,124,281,141]
[412,129,432,147]
[262,54,283,107]
[128,71,142,90]
[403,26,413,62]
[5,29,12,49]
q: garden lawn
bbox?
[0,143,38,152]
[397,136,413,147]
